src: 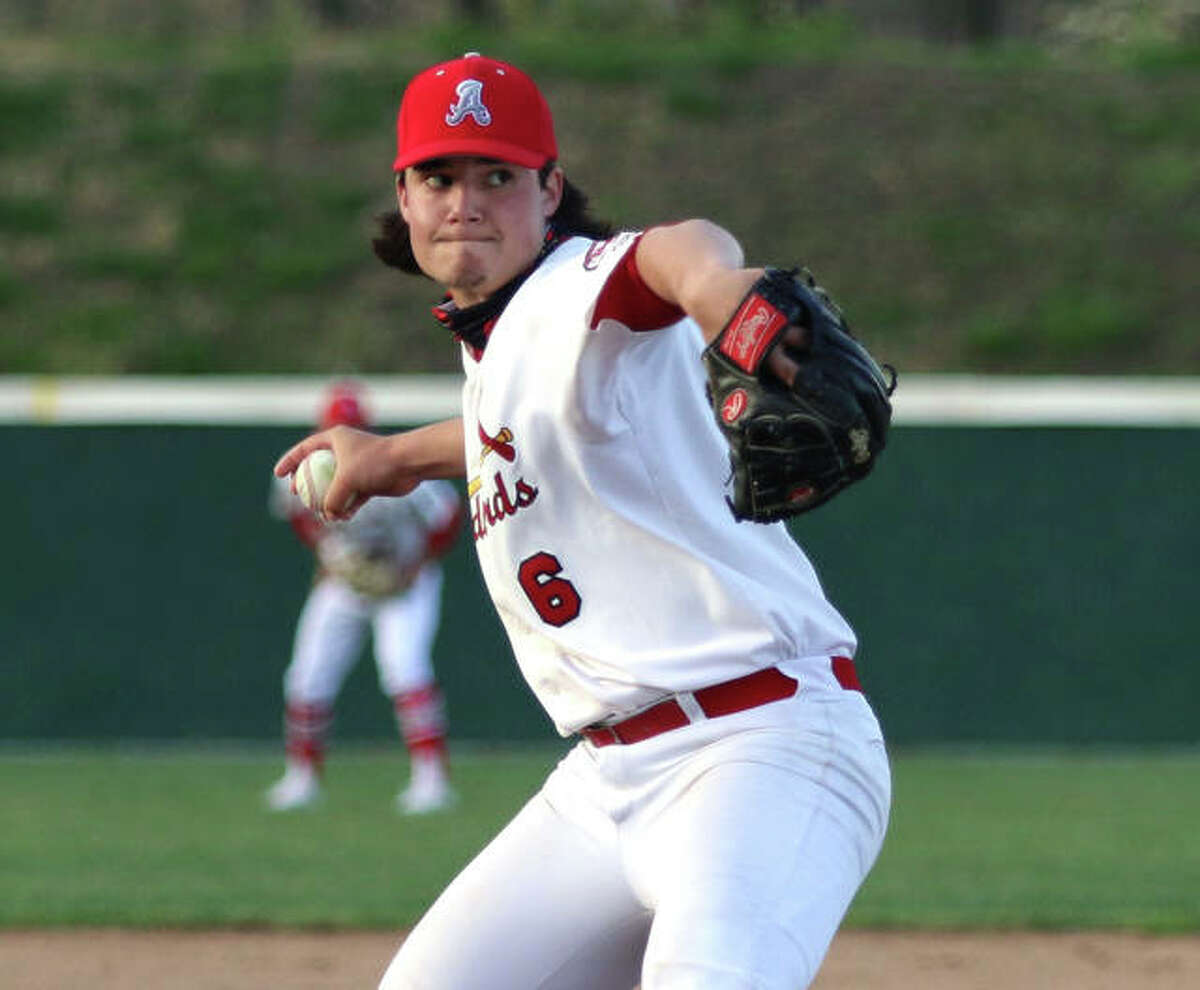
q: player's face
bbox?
[398,157,563,307]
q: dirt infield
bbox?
[5,929,1200,989]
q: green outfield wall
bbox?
[7,424,1197,745]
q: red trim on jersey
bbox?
[589,233,686,332]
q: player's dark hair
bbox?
[372,163,613,275]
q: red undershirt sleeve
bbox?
[589,232,686,332]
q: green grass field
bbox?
[3,746,1198,933]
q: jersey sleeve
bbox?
[420,481,465,560]
[269,473,322,547]
[589,231,686,333]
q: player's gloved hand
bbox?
[702,266,897,522]
[317,537,411,597]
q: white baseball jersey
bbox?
[460,231,857,735]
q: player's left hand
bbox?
[702,266,897,522]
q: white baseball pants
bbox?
[378,671,890,990]
[284,565,445,704]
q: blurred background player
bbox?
[266,381,465,814]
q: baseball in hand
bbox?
[295,449,337,516]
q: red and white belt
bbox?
[581,656,862,748]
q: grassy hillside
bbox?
[2,14,1197,376]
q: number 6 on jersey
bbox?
[517,552,581,627]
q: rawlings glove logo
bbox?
[720,389,749,425]
[719,295,788,373]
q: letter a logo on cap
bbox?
[394,55,557,171]
[446,79,492,127]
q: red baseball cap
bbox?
[393,52,558,172]
[318,381,370,430]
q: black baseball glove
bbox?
[702,267,897,522]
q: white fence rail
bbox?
[2,374,1200,426]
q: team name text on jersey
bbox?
[471,471,539,541]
